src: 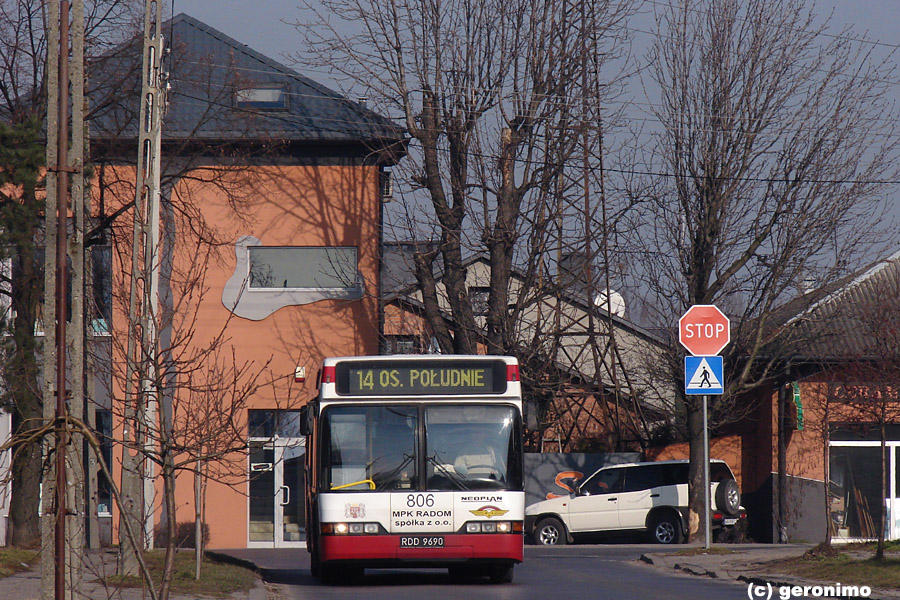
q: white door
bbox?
[567,468,624,533]
[248,438,306,548]
[618,465,669,529]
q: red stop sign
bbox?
[679,305,730,356]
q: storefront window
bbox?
[829,445,888,540]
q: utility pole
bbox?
[43,1,86,599]
[119,0,168,576]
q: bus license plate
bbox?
[400,536,444,548]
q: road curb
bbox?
[673,562,719,578]
[641,550,900,600]
[205,550,273,600]
[206,550,262,573]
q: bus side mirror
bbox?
[299,404,313,436]
[524,400,539,431]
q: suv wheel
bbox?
[650,513,683,544]
[715,479,741,515]
[535,517,567,545]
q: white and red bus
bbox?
[301,355,524,584]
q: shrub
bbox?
[154,521,210,549]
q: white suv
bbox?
[525,459,746,545]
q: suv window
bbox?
[622,465,666,492]
[581,467,623,495]
[710,462,734,482]
[662,463,689,485]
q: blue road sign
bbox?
[685,355,724,395]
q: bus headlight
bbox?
[461,521,517,534]
[322,522,384,535]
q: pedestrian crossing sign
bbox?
[684,356,724,395]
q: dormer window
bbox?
[235,85,288,111]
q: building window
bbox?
[248,247,358,290]
[92,245,112,334]
[235,86,288,111]
[0,257,10,329]
[383,335,420,355]
[3,249,58,335]
[223,236,364,320]
[96,410,113,515]
[470,286,490,317]
[380,170,393,200]
[249,409,303,438]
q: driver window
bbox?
[582,468,623,495]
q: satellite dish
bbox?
[593,289,626,317]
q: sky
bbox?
[174,1,307,73]
[173,1,900,79]
[173,0,900,254]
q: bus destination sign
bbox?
[336,360,507,396]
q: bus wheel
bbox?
[448,565,477,580]
[310,547,321,578]
[320,564,362,585]
[489,565,514,584]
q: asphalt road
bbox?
[244,544,750,600]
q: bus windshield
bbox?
[321,405,418,492]
[320,404,521,493]
[425,405,520,491]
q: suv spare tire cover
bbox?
[715,478,741,515]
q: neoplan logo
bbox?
[469,506,509,518]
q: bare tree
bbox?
[633,0,900,542]
[292,0,650,447]
[0,0,140,549]
[102,230,277,600]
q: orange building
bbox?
[81,15,404,549]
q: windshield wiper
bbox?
[425,453,469,490]
[372,452,415,491]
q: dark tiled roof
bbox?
[384,252,663,345]
[89,14,403,147]
[768,250,900,361]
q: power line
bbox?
[643,0,900,52]
[168,89,900,187]
[168,73,900,138]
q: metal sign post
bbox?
[680,305,730,550]
[703,394,710,550]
